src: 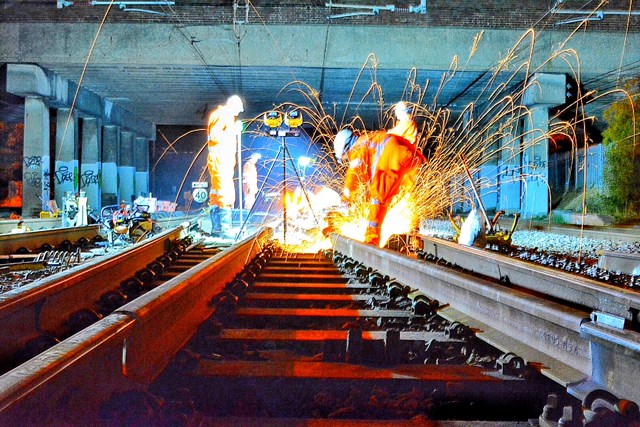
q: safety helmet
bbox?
[250,152,262,162]
[395,101,410,118]
[226,95,244,114]
[333,129,353,164]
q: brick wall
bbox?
[1,0,638,32]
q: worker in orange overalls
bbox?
[387,101,417,145]
[333,128,425,246]
[206,95,244,237]
[242,152,261,210]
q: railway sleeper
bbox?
[147,248,577,424]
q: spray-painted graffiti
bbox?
[43,170,50,191]
[54,166,74,185]
[499,165,518,177]
[24,172,41,187]
[80,170,101,188]
[530,159,548,169]
[23,156,43,169]
[524,155,548,182]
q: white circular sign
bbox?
[192,188,208,204]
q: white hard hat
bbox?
[227,95,244,114]
[333,129,353,164]
[250,152,262,161]
[395,101,410,117]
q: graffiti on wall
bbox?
[80,169,101,188]
[54,165,75,185]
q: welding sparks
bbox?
[158,2,631,254]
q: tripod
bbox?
[235,133,318,245]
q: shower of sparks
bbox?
[153,6,635,254]
[233,47,602,252]
[269,34,616,252]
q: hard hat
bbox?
[395,101,410,118]
[227,95,244,114]
[333,129,353,164]
[250,152,262,161]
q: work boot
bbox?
[219,207,234,239]
[210,206,222,237]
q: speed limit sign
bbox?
[192,188,208,204]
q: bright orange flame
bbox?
[336,194,414,248]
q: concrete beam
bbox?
[6,64,155,139]
[523,73,567,107]
[0,24,636,73]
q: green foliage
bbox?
[601,78,640,217]
[550,213,567,224]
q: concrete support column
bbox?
[102,125,119,207]
[134,136,149,197]
[521,107,550,218]
[80,117,102,213]
[54,108,78,208]
[498,128,522,213]
[118,130,135,203]
[22,96,51,217]
[521,73,566,218]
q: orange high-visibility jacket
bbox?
[344,130,424,204]
[388,117,417,145]
[243,160,258,196]
[343,130,425,245]
[206,105,239,207]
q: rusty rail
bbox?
[0,228,272,423]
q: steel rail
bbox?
[0,213,201,255]
[331,234,640,406]
[418,235,640,323]
[0,225,190,365]
[0,224,102,255]
[505,218,640,244]
[0,228,271,424]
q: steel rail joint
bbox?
[0,314,137,423]
[334,234,640,404]
[574,322,640,404]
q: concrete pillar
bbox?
[80,117,102,213]
[22,96,51,217]
[118,130,135,203]
[521,107,551,218]
[102,125,119,207]
[522,107,550,218]
[134,136,149,197]
[54,108,78,208]
[498,127,522,213]
[521,73,566,218]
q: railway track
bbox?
[147,246,572,426]
[346,235,640,405]
[0,222,202,377]
[0,231,638,425]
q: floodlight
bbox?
[285,110,303,128]
[263,111,283,129]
